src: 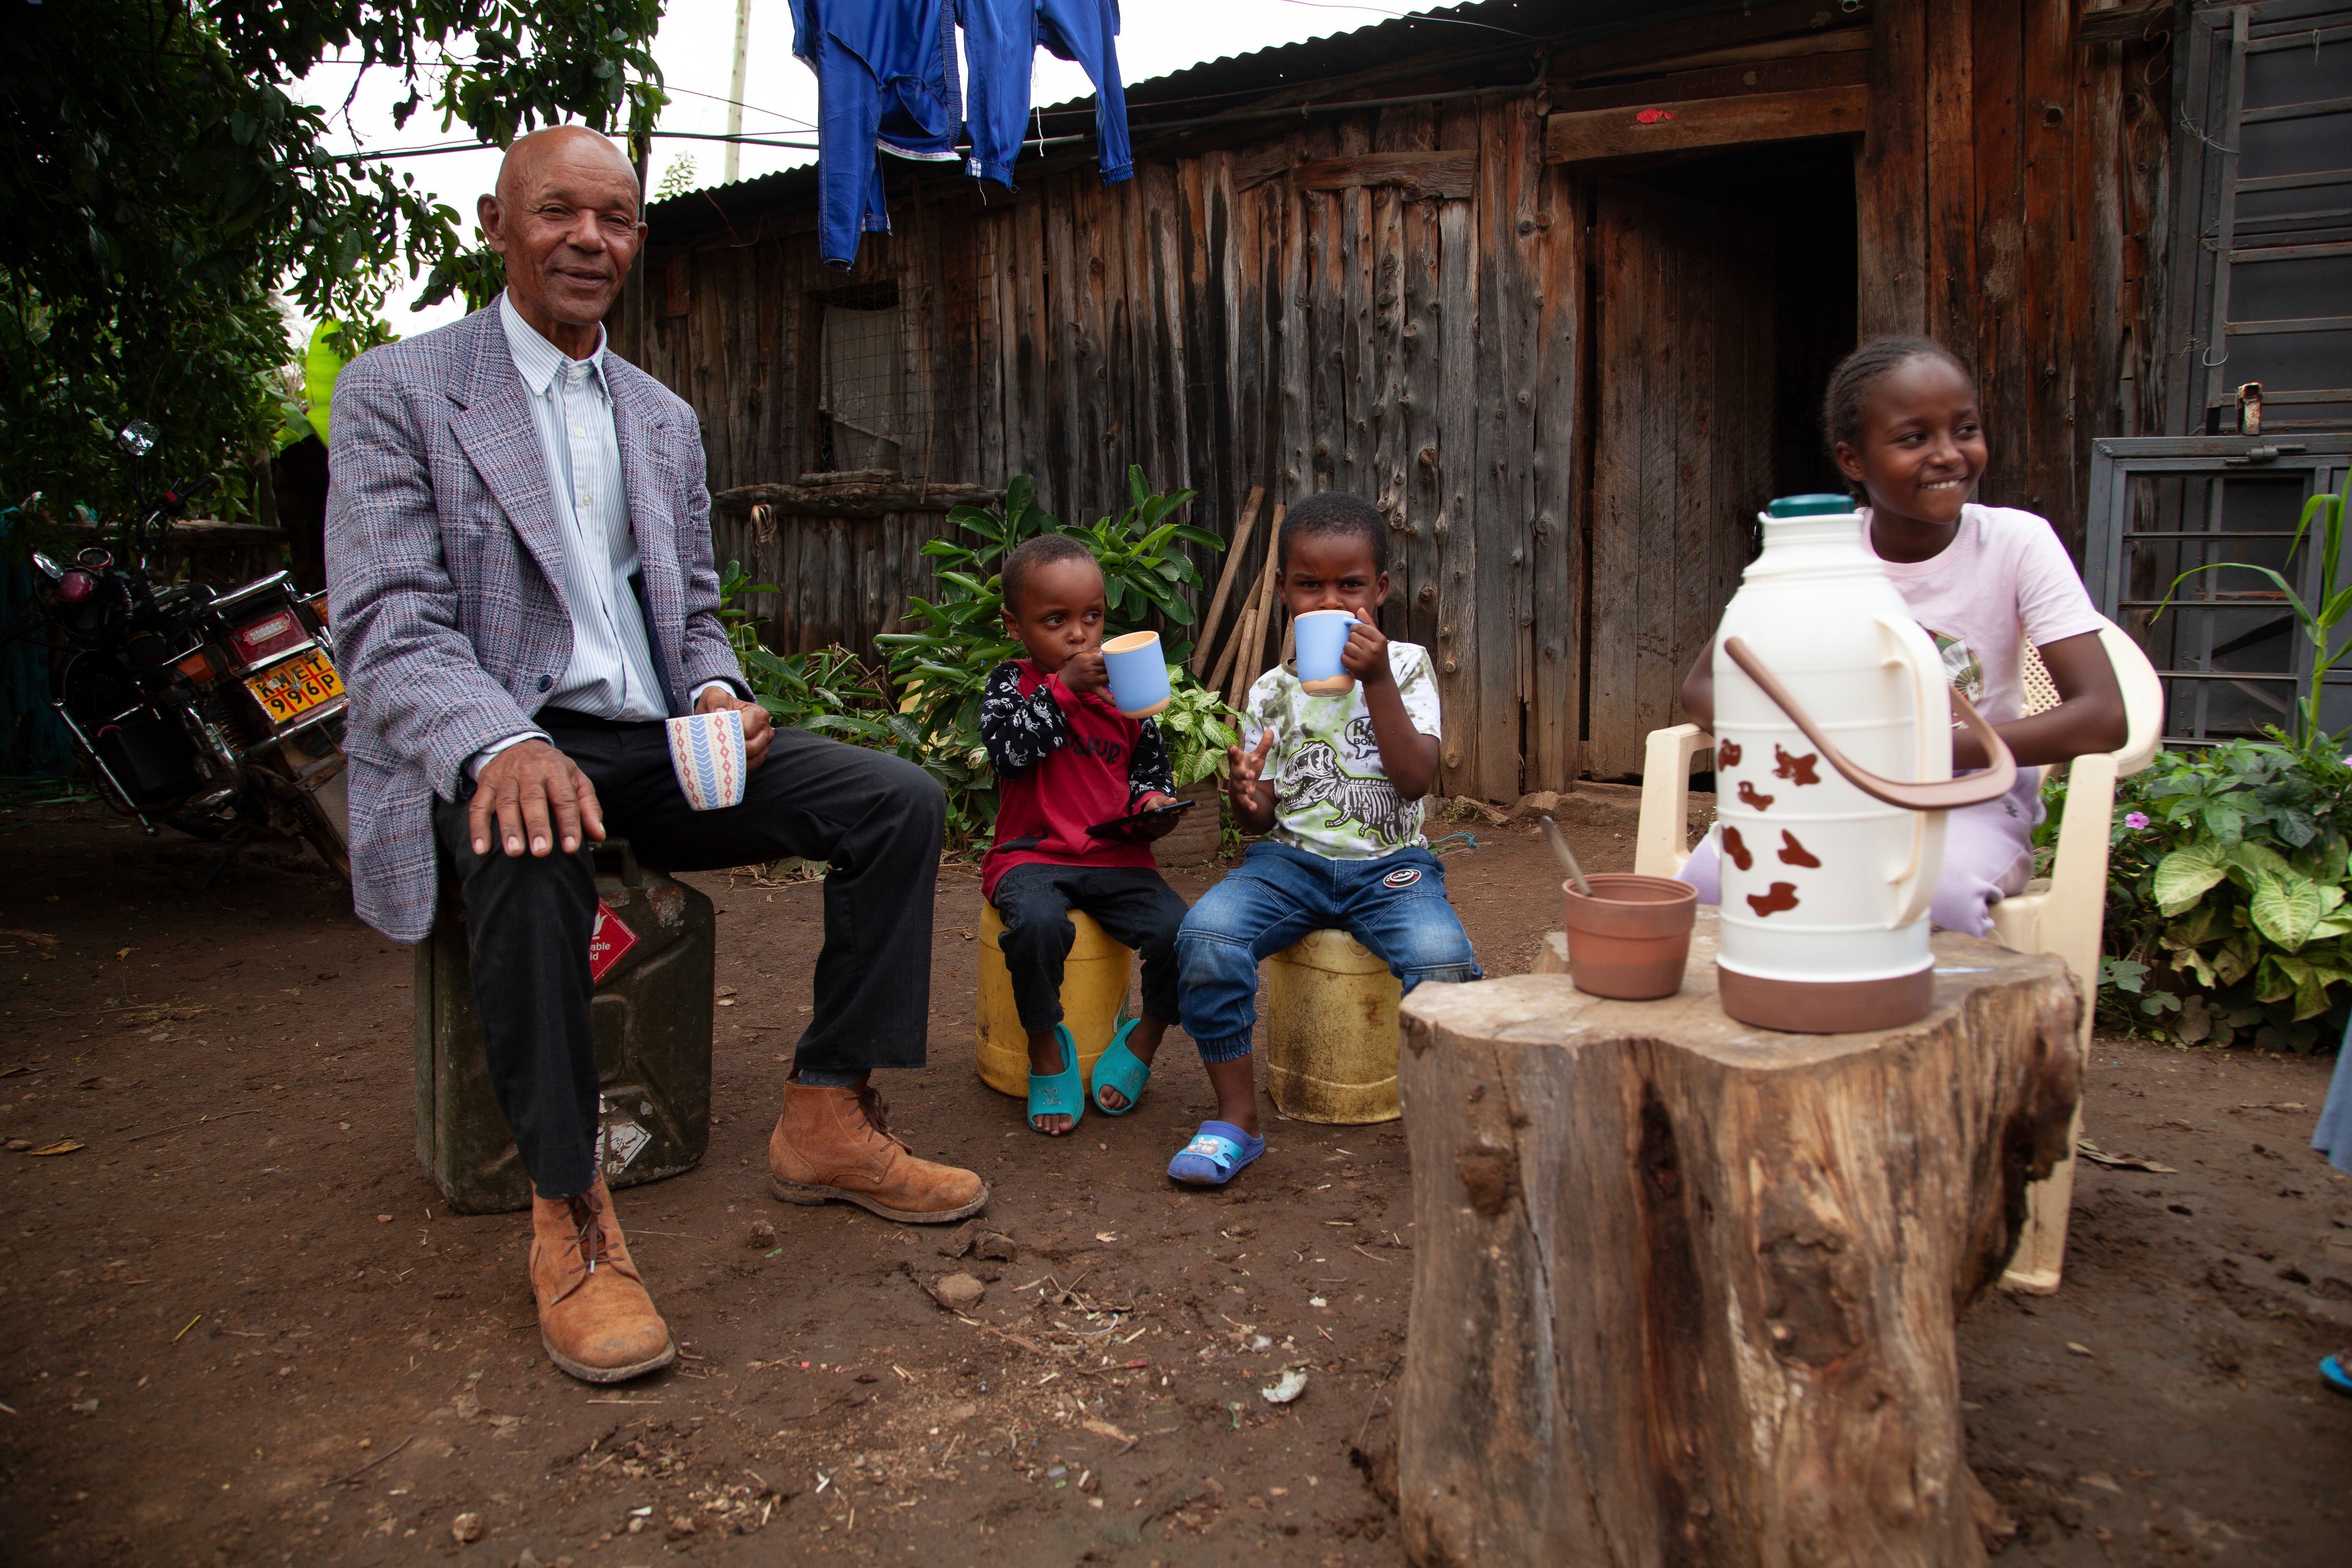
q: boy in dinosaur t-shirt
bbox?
[1165,492,1482,1187]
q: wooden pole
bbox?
[1218,517,1284,707]
[1190,484,1265,677]
[724,0,753,184]
[1208,505,1279,694]
[1215,557,1272,705]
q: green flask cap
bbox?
[1764,493,1856,518]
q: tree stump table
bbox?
[1395,910,2081,1566]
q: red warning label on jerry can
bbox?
[588,900,638,984]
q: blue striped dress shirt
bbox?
[472,295,728,774]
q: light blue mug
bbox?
[1294,609,1359,693]
[1101,630,1172,717]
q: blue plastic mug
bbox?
[1101,631,1172,717]
[1294,609,1359,693]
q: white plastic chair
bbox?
[1633,618,2165,1292]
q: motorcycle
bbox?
[18,421,352,879]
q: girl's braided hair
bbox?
[1821,336,1976,495]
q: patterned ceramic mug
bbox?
[665,707,747,811]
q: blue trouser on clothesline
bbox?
[959,0,1131,189]
[1175,842,1481,1063]
[789,0,962,268]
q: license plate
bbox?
[245,647,343,725]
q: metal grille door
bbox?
[2085,434,2352,743]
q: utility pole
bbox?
[725,0,752,184]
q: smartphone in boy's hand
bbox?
[1130,791,1185,840]
[1085,794,1194,841]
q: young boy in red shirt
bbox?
[981,534,1189,1135]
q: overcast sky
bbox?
[294,0,1419,340]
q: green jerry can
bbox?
[413,839,714,1214]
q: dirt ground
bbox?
[2,783,2348,1567]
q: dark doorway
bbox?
[1577,137,1861,778]
[1612,136,1862,502]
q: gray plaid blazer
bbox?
[324,304,745,942]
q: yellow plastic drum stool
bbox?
[975,903,1135,1098]
[1265,928,1403,1123]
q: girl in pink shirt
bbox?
[1678,337,2130,935]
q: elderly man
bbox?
[326,127,986,1385]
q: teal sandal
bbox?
[1091,1019,1152,1115]
[1026,1024,1086,1135]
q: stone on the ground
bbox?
[928,1272,986,1311]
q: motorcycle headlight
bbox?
[58,569,95,605]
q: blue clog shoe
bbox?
[1167,1120,1264,1186]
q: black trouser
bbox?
[432,711,946,1199]
[990,862,1188,1038]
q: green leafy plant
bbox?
[3,0,663,529]
[655,155,701,201]
[871,467,1219,838]
[716,561,996,846]
[1063,467,1222,652]
[1155,675,1240,791]
[2154,469,2352,748]
[718,473,1222,848]
[2051,734,2352,1050]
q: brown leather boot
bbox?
[529,1178,675,1385]
[769,1080,988,1223]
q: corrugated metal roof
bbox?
[1103,0,1726,116]
[646,0,1759,236]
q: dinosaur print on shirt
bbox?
[1242,640,1442,861]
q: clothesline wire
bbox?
[335,129,818,164]
[301,52,818,131]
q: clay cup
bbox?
[1561,874,1699,1001]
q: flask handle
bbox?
[1720,635,2017,810]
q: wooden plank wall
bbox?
[706,505,965,660]
[1585,182,1777,780]
[618,100,1579,799]
[1861,0,2170,557]
[616,0,2161,795]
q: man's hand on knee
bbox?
[470,740,606,858]
[696,686,775,770]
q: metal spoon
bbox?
[1539,815,1594,898]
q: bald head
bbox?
[480,126,646,358]
[496,126,639,209]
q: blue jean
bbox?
[959,0,1132,188]
[1176,843,1481,1063]
[789,0,961,268]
